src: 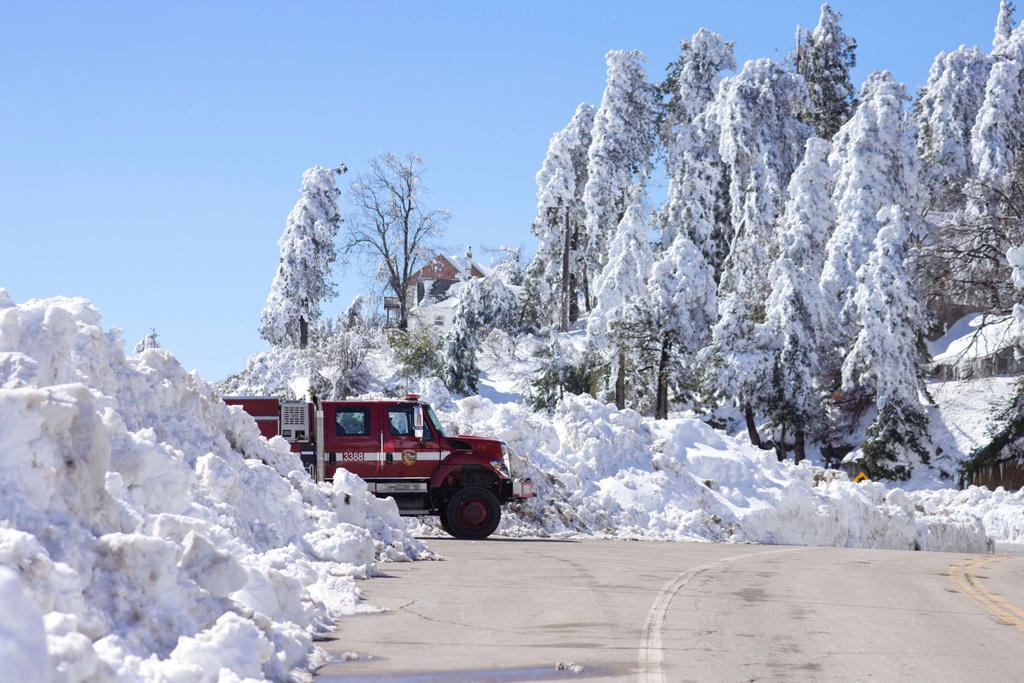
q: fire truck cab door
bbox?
[382,405,441,478]
[323,403,381,480]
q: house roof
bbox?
[930,313,1023,365]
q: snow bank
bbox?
[423,385,991,553]
[0,292,430,682]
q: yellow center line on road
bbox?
[950,555,1024,632]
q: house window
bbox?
[434,315,445,327]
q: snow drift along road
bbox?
[0,290,430,683]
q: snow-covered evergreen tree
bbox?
[133,329,161,355]
[820,72,921,339]
[529,103,595,329]
[529,331,602,412]
[915,46,992,202]
[659,29,735,269]
[586,195,655,410]
[758,138,835,459]
[647,232,716,418]
[793,2,858,141]
[915,44,1000,313]
[994,0,1017,56]
[442,276,519,395]
[713,58,812,307]
[946,9,1024,311]
[842,206,931,480]
[971,32,1024,187]
[698,292,771,445]
[660,28,736,149]
[260,165,343,349]
[702,58,811,445]
[582,51,658,286]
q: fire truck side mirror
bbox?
[413,404,424,440]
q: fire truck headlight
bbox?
[490,460,511,478]
[500,441,509,458]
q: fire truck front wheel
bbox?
[446,487,501,539]
[438,509,455,537]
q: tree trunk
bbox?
[569,273,580,323]
[615,348,626,410]
[560,209,571,332]
[794,428,806,464]
[655,338,670,420]
[583,264,592,314]
[775,423,787,462]
[744,404,762,448]
[299,316,309,350]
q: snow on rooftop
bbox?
[930,313,1023,364]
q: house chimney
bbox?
[466,246,473,259]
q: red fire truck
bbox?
[225,394,534,539]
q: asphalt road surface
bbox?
[315,538,1024,682]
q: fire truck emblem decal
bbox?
[402,450,417,466]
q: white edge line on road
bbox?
[637,546,806,683]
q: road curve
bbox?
[315,538,1024,682]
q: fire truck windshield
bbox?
[426,406,448,438]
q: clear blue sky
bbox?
[0,1,1001,382]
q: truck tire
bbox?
[438,509,455,537]
[446,487,501,539]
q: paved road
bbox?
[316,538,1024,682]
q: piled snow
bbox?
[0,292,430,683]
[6,290,1024,681]
[422,388,993,553]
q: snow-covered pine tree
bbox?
[842,206,931,480]
[713,58,812,308]
[793,2,858,141]
[260,165,343,350]
[647,233,716,419]
[994,0,1017,56]
[529,103,595,330]
[582,51,658,288]
[971,24,1024,187]
[702,58,811,446]
[758,137,835,461]
[914,44,998,315]
[820,71,921,341]
[698,292,771,445]
[953,13,1024,311]
[915,46,993,204]
[659,28,735,269]
[659,28,736,151]
[442,276,519,395]
[586,195,655,411]
[133,329,161,354]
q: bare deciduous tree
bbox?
[346,153,450,329]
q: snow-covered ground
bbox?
[3,292,1024,682]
